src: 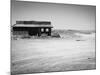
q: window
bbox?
[41,28,44,32]
[46,28,49,32]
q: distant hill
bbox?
[52,29,95,39]
[52,29,95,34]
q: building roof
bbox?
[13,21,53,28]
[16,21,51,25]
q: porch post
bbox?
[48,28,51,36]
[38,28,41,36]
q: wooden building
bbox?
[12,21,53,36]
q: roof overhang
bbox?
[12,24,53,28]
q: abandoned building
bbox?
[12,21,53,36]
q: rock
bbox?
[51,32,60,38]
[76,40,85,41]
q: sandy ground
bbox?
[11,35,96,74]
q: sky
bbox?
[11,0,96,30]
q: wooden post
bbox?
[38,28,41,36]
[48,28,51,36]
[44,28,46,33]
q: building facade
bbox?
[12,21,53,36]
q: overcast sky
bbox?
[11,0,96,30]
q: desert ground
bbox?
[11,32,96,74]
